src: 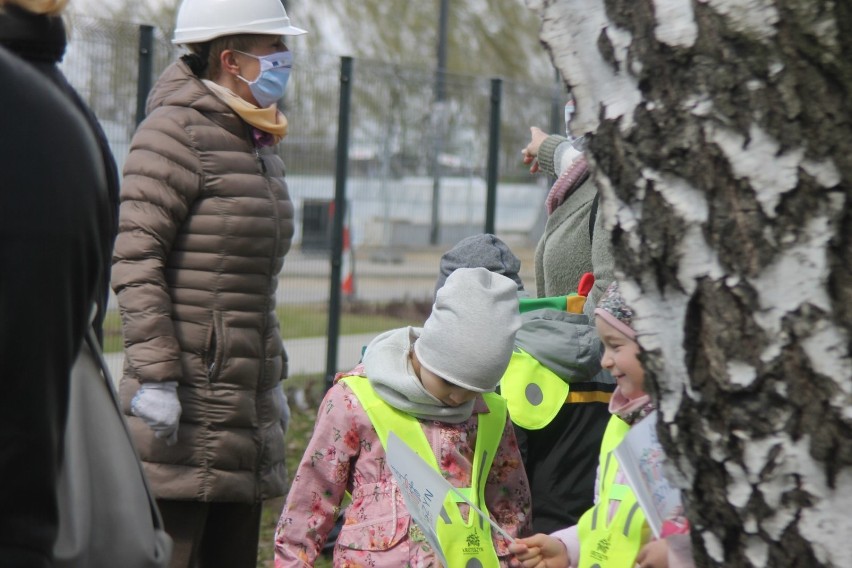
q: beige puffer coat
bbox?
[112,60,293,503]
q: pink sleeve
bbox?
[485,417,533,560]
[274,383,366,567]
[551,524,580,567]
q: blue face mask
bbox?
[235,50,292,108]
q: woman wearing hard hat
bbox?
[111,1,306,566]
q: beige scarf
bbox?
[203,79,288,145]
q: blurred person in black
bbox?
[0,0,117,565]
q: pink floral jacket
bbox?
[275,375,532,567]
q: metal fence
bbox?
[60,15,561,381]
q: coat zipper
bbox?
[254,141,283,500]
[254,146,267,174]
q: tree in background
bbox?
[65,1,179,143]
[288,0,554,85]
[526,0,851,566]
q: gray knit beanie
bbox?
[415,267,522,392]
[433,234,525,299]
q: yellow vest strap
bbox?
[500,349,568,430]
[340,376,505,568]
[576,415,648,568]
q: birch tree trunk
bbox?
[524,0,852,565]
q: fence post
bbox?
[135,25,154,127]
[325,56,353,391]
[429,0,450,246]
[485,77,502,235]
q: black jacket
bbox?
[511,308,615,533]
[0,7,116,567]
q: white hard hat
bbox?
[172,0,307,45]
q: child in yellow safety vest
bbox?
[275,267,533,567]
[433,233,615,533]
[508,282,694,568]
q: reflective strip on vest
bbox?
[341,376,506,568]
[567,391,613,405]
[576,415,649,568]
[499,348,569,430]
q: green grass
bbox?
[277,303,422,339]
[102,309,124,353]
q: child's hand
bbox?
[508,533,570,568]
[636,538,670,568]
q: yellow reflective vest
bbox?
[499,348,569,430]
[500,348,613,430]
[341,376,506,568]
[500,297,612,430]
[576,415,650,567]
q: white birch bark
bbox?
[525,0,852,565]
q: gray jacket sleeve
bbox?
[538,134,569,178]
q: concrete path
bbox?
[104,332,380,386]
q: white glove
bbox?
[131,381,181,446]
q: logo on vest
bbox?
[590,535,610,562]
[462,532,483,555]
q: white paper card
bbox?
[385,431,515,564]
[613,410,683,538]
[386,431,451,565]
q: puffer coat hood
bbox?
[112,60,294,502]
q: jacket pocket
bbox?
[204,311,225,382]
[335,483,410,552]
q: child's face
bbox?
[418,365,478,407]
[595,317,645,400]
